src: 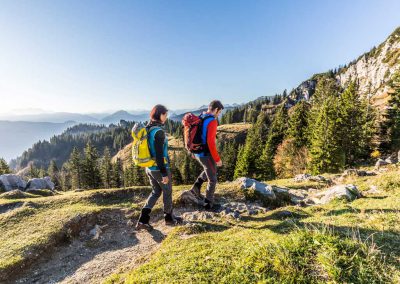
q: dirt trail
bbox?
[10,209,174,284]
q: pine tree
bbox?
[219,141,238,181]
[286,100,310,148]
[170,151,183,185]
[59,165,71,191]
[0,158,11,175]
[111,158,124,188]
[82,142,101,189]
[308,78,344,174]
[27,163,40,179]
[47,160,60,190]
[234,112,270,179]
[131,164,146,186]
[68,147,83,189]
[181,152,192,184]
[258,104,288,180]
[337,82,374,166]
[382,71,400,151]
[100,147,113,188]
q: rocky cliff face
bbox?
[336,27,400,110]
[291,27,400,109]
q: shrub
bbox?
[273,139,309,178]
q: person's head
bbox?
[208,100,224,118]
[150,104,168,124]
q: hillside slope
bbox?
[1,165,399,283]
[112,123,251,168]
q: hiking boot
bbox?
[164,213,184,226]
[135,222,154,231]
[190,185,205,200]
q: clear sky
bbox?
[0,0,399,114]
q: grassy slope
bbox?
[107,166,400,283]
[1,166,399,283]
[112,123,251,168]
[0,186,151,277]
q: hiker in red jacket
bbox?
[189,100,224,210]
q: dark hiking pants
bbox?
[193,155,217,204]
[143,168,173,214]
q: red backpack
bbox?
[182,113,213,154]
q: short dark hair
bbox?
[150,104,168,122]
[208,100,224,111]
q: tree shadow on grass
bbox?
[256,219,400,266]
[324,208,399,216]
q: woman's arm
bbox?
[154,130,168,177]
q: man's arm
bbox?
[206,120,221,163]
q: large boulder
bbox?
[313,184,361,205]
[236,177,292,207]
[25,177,55,191]
[0,174,27,192]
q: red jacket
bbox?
[206,119,220,163]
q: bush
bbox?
[273,139,309,178]
[370,150,381,159]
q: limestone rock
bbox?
[25,177,55,191]
[314,184,361,204]
[0,174,27,192]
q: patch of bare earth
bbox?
[9,209,173,284]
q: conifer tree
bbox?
[170,151,183,185]
[100,147,113,188]
[382,71,400,151]
[0,158,11,175]
[286,100,310,148]
[219,141,238,181]
[308,78,344,174]
[234,112,270,179]
[68,147,83,189]
[181,152,192,184]
[28,163,40,179]
[82,142,101,189]
[258,104,288,180]
[337,82,374,165]
[111,158,124,188]
[59,165,71,191]
[47,160,60,190]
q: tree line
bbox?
[4,71,399,189]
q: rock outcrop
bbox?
[0,174,27,192]
[336,28,400,107]
[236,177,291,207]
[312,184,361,205]
[25,177,55,191]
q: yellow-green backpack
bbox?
[131,124,157,167]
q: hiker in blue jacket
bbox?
[136,105,183,231]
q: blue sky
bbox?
[0,0,399,114]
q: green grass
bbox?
[106,167,400,283]
[2,167,400,283]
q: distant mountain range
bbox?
[0,104,241,125]
[0,120,75,162]
[0,104,241,162]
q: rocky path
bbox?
[11,209,171,284]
